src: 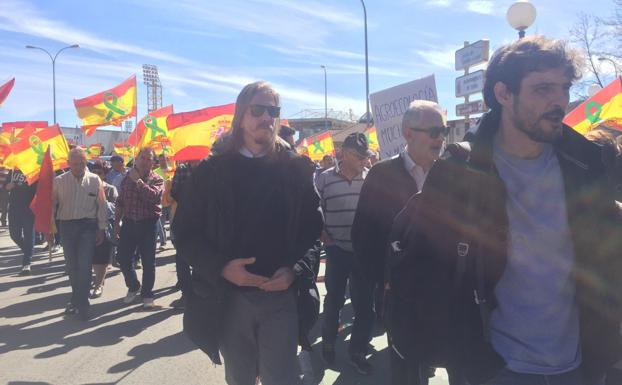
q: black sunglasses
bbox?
[249,104,281,118]
[410,126,450,139]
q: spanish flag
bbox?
[130,105,174,150]
[74,75,137,136]
[167,103,235,161]
[113,142,134,165]
[303,131,335,162]
[3,124,70,184]
[0,78,15,107]
[86,144,102,160]
[564,77,622,134]
[365,126,379,152]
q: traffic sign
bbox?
[455,40,490,71]
[455,70,485,98]
[456,99,487,116]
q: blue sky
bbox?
[0,0,619,129]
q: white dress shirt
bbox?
[402,150,428,193]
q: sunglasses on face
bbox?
[410,126,450,139]
[249,104,281,118]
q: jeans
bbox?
[480,367,601,385]
[321,245,374,355]
[118,218,157,298]
[8,206,35,266]
[0,189,9,225]
[59,219,97,310]
[156,206,170,245]
[220,289,301,385]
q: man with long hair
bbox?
[173,81,322,385]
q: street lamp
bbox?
[320,65,328,131]
[26,44,80,124]
[360,0,371,127]
[598,57,620,79]
[506,0,537,39]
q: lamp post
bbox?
[26,44,79,124]
[360,0,371,127]
[320,65,328,131]
[506,0,537,39]
[598,57,620,79]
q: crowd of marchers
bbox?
[4,36,622,385]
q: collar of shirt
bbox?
[239,146,267,158]
[402,150,428,191]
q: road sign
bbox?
[456,99,487,116]
[455,40,490,71]
[455,70,485,98]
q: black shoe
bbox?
[170,295,186,310]
[64,304,78,315]
[322,342,335,365]
[349,353,372,375]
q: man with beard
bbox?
[394,36,622,385]
[173,81,322,385]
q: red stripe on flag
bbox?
[30,147,54,234]
[172,145,211,161]
[167,103,235,130]
[73,75,136,108]
[0,78,15,106]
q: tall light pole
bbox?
[598,57,620,79]
[320,65,328,131]
[506,0,537,39]
[360,0,371,127]
[26,44,80,124]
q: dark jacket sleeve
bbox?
[171,161,227,285]
[289,156,323,266]
[352,164,387,282]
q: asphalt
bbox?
[0,227,450,385]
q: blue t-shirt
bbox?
[490,141,581,374]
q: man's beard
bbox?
[513,102,564,144]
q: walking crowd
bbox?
[4,36,622,385]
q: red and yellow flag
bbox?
[0,121,49,166]
[86,144,103,160]
[365,126,379,152]
[113,142,134,165]
[302,131,335,162]
[564,77,622,134]
[167,103,235,161]
[0,78,15,107]
[74,75,137,136]
[129,105,174,150]
[3,124,70,184]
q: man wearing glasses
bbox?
[316,132,376,374]
[352,100,449,384]
[173,81,322,385]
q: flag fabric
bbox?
[3,124,69,184]
[564,77,622,134]
[74,75,137,136]
[365,126,379,152]
[29,147,54,234]
[86,144,103,160]
[113,142,134,164]
[0,78,15,107]
[303,131,335,162]
[0,121,48,165]
[129,105,174,150]
[166,103,235,161]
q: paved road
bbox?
[0,228,449,385]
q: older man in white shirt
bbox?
[53,147,108,320]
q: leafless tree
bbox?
[570,13,608,87]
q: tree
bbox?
[570,13,609,88]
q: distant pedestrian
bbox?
[6,169,36,275]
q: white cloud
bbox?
[413,47,457,70]
[466,1,496,15]
[0,0,194,65]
